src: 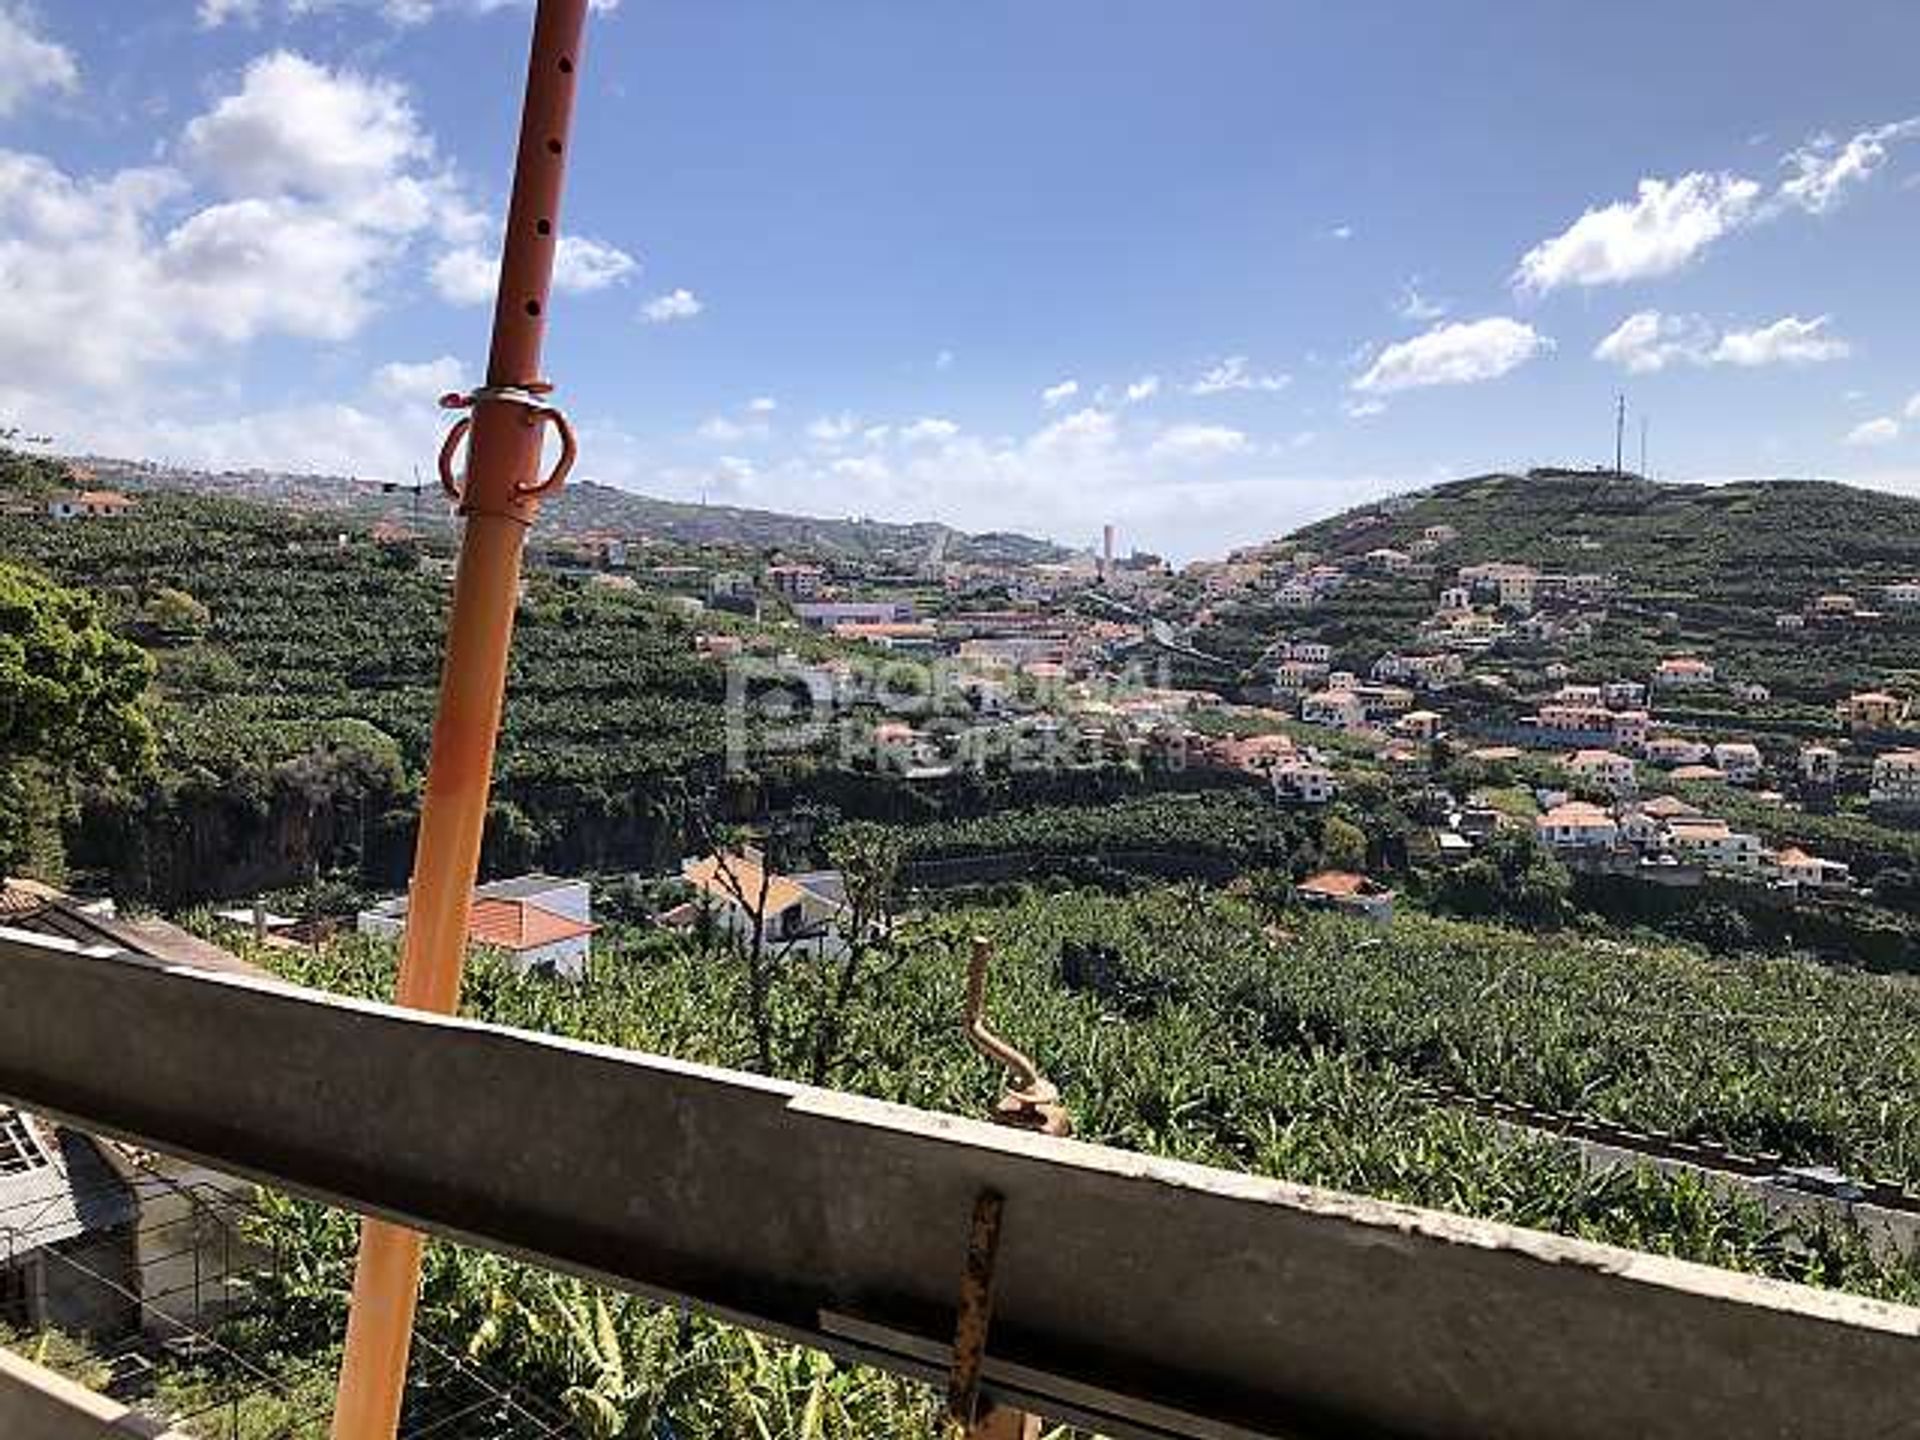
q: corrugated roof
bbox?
[0,1113,136,1250]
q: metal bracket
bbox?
[947,1188,1006,1431]
[436,383,578,509]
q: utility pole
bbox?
[1639,415,1649,479]
[329,2,590,1435]
[1614,394,1626,476]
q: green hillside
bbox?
[1227,470,1920,706]
[0,489,725,903]
[1299,469,1920,597]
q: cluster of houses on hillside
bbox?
[1535,792,1852,894]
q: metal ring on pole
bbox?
[437,416,473,502]
[515,404,576,498]
[435,384,575,506]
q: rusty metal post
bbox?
[949,938,1064,1440]
[329,2,590,1435]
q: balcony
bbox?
[1,923,1917,1438]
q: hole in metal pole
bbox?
[546,138,563,155]
[536,219,552,236]
[558,57,574,73]
[525,299,542,317]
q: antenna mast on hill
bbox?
[1613,394,1626,476]
[1639,415,1649,480]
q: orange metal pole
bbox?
[330,2,591,1434]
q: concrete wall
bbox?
[2,928,1919,1440]
[0,1347,182,1438]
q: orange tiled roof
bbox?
[467,897,595,952]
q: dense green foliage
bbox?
[0,491,726,901]
[894,790,1302,866]
[0,561,155,874]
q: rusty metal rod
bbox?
[329,2,591,1434]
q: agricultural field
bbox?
[0,489,727,902]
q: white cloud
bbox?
[1514,172,1762,292]
[1593,311,1849,373]
[1343,398,1386,420]
[1187,357,1290,396]
[1124,375,1161,404]
[1592,310,1712,373]
[432,233,637,305]
[934,348,954,370]
[899,416,959,444]
[700,415,774,444]
[374,355,465,403]
[0,51,473,391]
[1353,317,1550,394]
[1710,314,1849,367]
[861,425,891,446]
[0,6,76,115]
[1397,280,1448,322]
[831,455,890,486]
[198,0,260,23]
[1040,378,1079,408]
[1846,417,1899,447]
[1329,224,1353,240]
[182,51,433,209]
[1030,406,1113,451]
[746,395,777,413]
[1781,117,1920,214]
[200,0,621,26]
[805,413,858,444]
[1148,423,1249,462]
[1905,392,1920,420]
[641,287,702,323]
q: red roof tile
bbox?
[468,897,595,952]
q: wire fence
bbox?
[0,1137,575,1438]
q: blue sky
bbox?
[7,1,1920,558]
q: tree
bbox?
[1320,815,1368,873]
[140,586,210,640]
[0,562,154,874]
[804,820,904,1085]
[1430,828,1572,929]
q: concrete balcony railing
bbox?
[1,923,1918,1440]
[0,1346,185,1438]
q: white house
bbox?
[1711,741,1764,784]
[1566,748,1636,795]
[1886,581,1920,606]
[1301,689,1367,730]
[1396,709,1444,741]
[1272,759,1338,805]
[1287,640,1334,665]
[1438,586,1471,613]
[1653,657,1716,688]
[1536,801,1618,850]
[1770,846,1852,891]
[1800,744,1840,785]
[1665,817,1767,873]
[1602,680,1648,709]
[678,849,851,958]
[46,489,136,520]
[1274,659,1331,693]
[358,874,595,977]
[1871,749,1920,807]
[1644,735,1711,767]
